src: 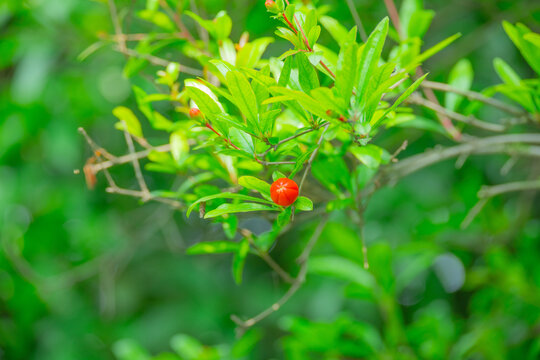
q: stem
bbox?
[409,94,506,132]
[231,218,327,331]
[205,123,241,150]
[422,80,526,117]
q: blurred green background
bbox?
[1,0,540,359]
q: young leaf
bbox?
[372,73,428,128]
[186,241,240,255]
[404,33,461,72]
[296,52,320,92]
[170,130,189,165]
[187,193,275,218]
[294,196,313,211]
[229,128,255,155]
[185,83,224,117]
[112,106,143,138]
[237,38,274,69]
[336,39,358,104]
[445,59,473,112]
[320,16,349,45]
[356,17,389,109]
[502,21,540,75]
[238,176,271,198]
[226,71,259,131]
[205,203,277,219]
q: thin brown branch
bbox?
[387,134,540,180]
[122,126,150,199]
[107,0,126,53]
[416,69,462,140]
[231,218,327,331]
[422,80,526,117]
[242,230,294,284]
[462,179,540,228]
[299,124,330,193]
[113,46,204,76]
[383,0,402,39]
[105,186,184,208]
[409,94,507,132]
[159,0,196,43]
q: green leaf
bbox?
[184,82,223,118]
[294,196,313,211]
[238,176,271,198]
[229,128,255,155]
[309,256,377,289]
[493,57,522,86]
[405,33,461,72]
[113,339,151,360]
[407,9,435,39]
[372,73,428,128]
[277,206,292,228]
[187,193,275,218]
[445,59,473,112]
[336,38,358,104]
[213,11,232,40]
[350,144,387,169]
[169,130,189,165]
[503,21,540,75]
[356,17,389,108]
[232,238,250,284]
[226,71,259,131]
[170,334,203,360]
[320,16,349,45]
[204,203,277,219]
[112,106,143,138]
[237,38,274,68]
[232,329,262,358]
[186,241,240,255]
[137,10,175,31]
[273,171,287,181]
[296,52,319,93]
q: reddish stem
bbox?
[205,123,241,150]
[282,13,297,34]
[282,8,336,79]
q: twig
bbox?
[257,160,296,166]
[409,94,506,132]
[113,46,203,76]
[382,0,460,139]
[231,218,327,331]
[416,69,462,140]
[242,229,294,284]
[462,179,540,228]
[122,125,150,199]
[478,179,540,199]
[387,134,540,180]
[105,186,184,208]
[389,140,408,163]
[107,0,126,53]
[345,0,367,42]
[282,0,336,79]
[159,0,196,43]
[383,0,402,39]
[299,124,329,193]
[261,125,325,158]
[422,80,526,117]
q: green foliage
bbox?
[2,0,540,359]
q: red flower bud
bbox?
[189,108,201,118]
[265,0,280,13]
[270,178,299,207]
